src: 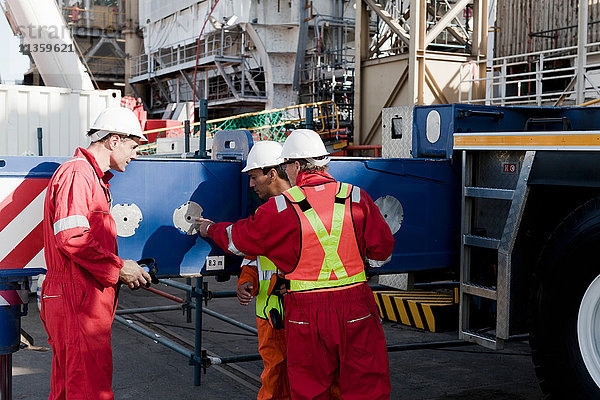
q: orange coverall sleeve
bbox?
[238,259,259,297]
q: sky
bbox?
[0,11,30,84]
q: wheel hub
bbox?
[578,274,600,387]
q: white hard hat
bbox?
[242,141,284,172]
[281,129,329,166]
[88,107,144,142]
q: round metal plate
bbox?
[111,203,143,238]
[173,201,204,235]
[375,195,404,235]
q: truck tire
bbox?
[530,196,600,399]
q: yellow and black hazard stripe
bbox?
[373,290,458,333]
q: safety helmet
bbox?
[87,107,144,142]
[281,129,329,166]
[242,141,284,172]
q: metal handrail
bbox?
[61,6,124,29]
[130,29,244,78]
[459,41,600,106]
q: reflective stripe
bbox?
[290,270,366,292]
[366,255,392,268]
[241,258,257,267]
[53,215,90,235]
[285,186,305,202]
[306,200,348,281]
[255,255,283,319]
[226,225,245,256]
[258,269,277,282]
[274,195,287,212]
[257,255,277,273]
[337,182,351,198]
[287,181,366,292]
[352,186,361,203]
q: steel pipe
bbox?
[194,277,203,386]
[142,285,185,303]
[113,315,199,363]
[159,278,195,293]
[207,353,262,365]
[190,304,258,336]
[387,340,472,352]
[209,291,237,299]
[115,305,182,315]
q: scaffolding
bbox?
[298,43,355,131]
[366,0,472,59]
[58,1,126,88]
[129,25,267,115]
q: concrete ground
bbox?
[11,277,543,400]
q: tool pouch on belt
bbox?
[266,274,288,330]
[268,273,289,298]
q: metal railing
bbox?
[86,55,124,76]
[134,27,268,106]
[62,6,124,30]
[130,29,244,78]
[459,42,600,106]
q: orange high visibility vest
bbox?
[283,181,366,292]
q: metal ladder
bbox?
[459,150,536,349]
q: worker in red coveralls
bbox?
[237,141,292,399]
[40,107,152,400]
[197,129,394,400]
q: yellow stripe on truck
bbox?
[454,132,600,150]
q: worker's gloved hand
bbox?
[119,259,152,290]
[237,282,254,306]
[195,217,215,237]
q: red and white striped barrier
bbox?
[0,290,28,306]
[0,178,49,270]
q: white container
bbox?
[0,84,121,156]
[155,137,213,155]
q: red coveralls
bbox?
[41,148,123,400]
[208,171,394,400]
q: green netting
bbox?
[137,101,340,155]
[206,110,289,142]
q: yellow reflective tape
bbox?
[301,204,348,281]
[336,182,351,198]
[290,270,365,291]
[286,186,305,202]
[258,255,277,272]
[288,181,365,291]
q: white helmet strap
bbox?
[88,130,111,142]
[307,157,330,167]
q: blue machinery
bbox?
[12,102,595,390]
[0,125,461,393]
[107,127,462,386]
